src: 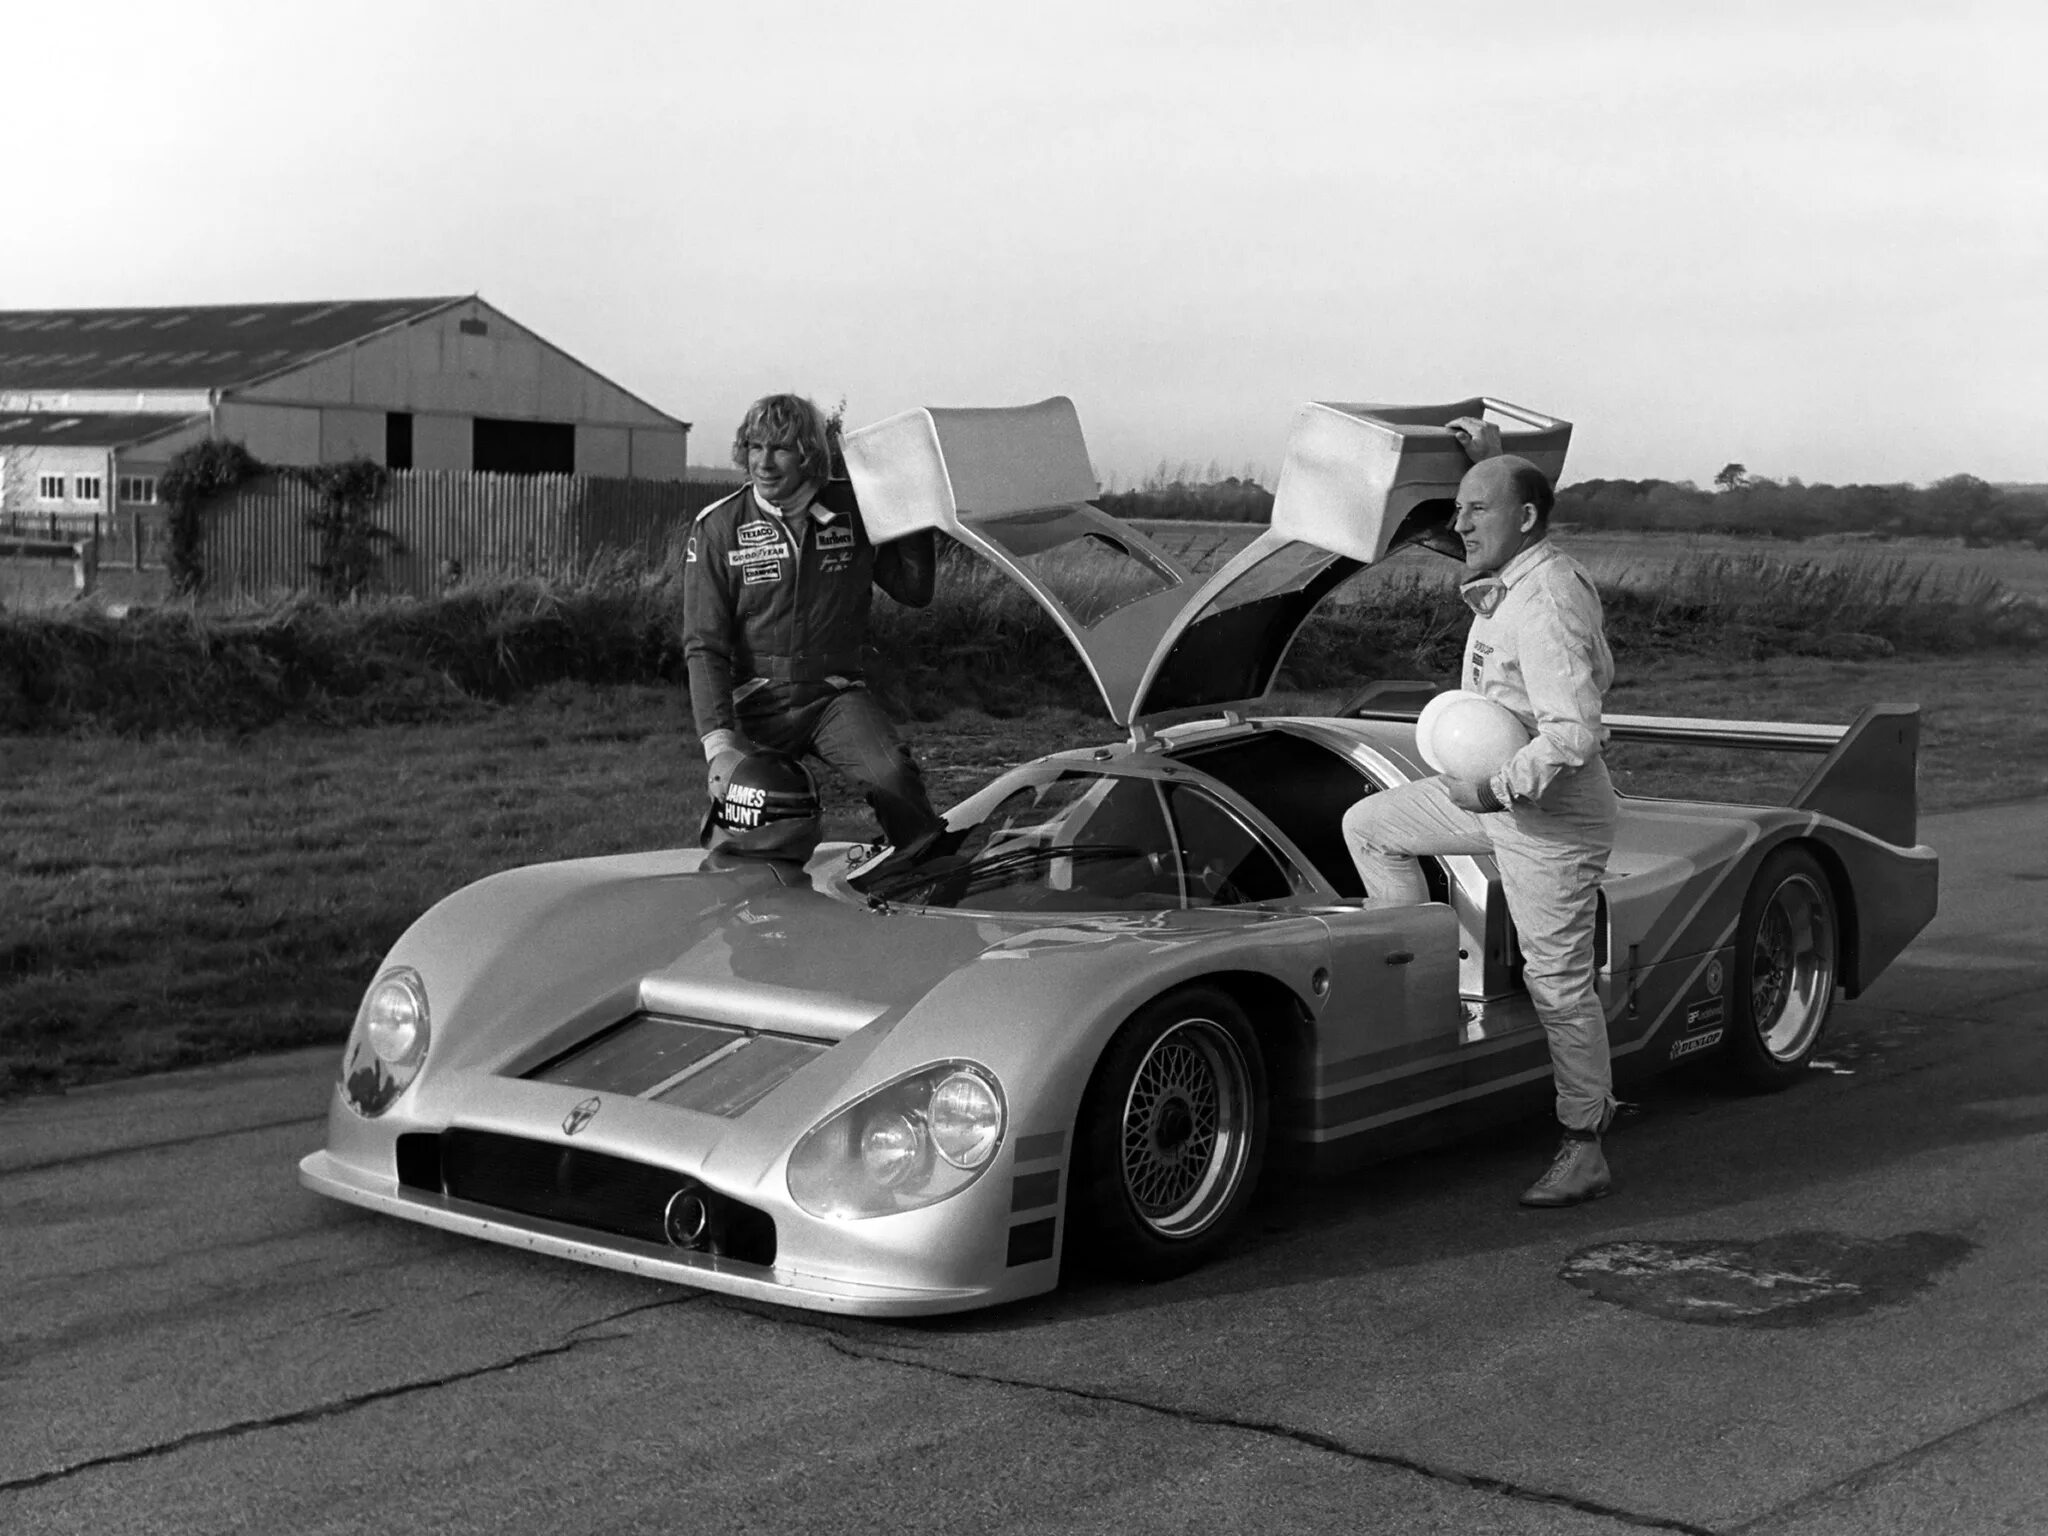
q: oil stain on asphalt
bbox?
[1559,1231,1975,1327]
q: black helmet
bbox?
[704,751,822,861]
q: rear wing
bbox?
[1340,682,1922,848]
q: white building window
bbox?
[119,475,159,505]
[39,473,67,501]
[74,475,103,503]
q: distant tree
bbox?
[296,457,398,601]
[1714,463,1750,493]
[158,438,265,596]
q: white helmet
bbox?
[1415,689,1531,781]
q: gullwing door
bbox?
[841,395,1570,726]
[1125,398,1573,721]
[842,397,1201,723]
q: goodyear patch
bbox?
[730,539,789,585]
[1670,1027,1723,1060]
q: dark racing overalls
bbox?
[682,479,942,849]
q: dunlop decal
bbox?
[1670,1028,1724,1061]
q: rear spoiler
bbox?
[1339,681,1922,847]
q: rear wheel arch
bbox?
[1793,833,1863,995]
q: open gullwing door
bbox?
[1123,397,1572,722]
[841,395,1569,727]
[842,396,1200,724]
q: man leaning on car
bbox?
[682,392,947,858]
[1341,420,1621,1209]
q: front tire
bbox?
[1726,847,1839,1090]
[1070,986,1267,1281]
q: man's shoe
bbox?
[1519,1135,1613,1208]
[856,825,944,883]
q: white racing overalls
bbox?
[1342,539,1619,1131]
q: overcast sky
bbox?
[6,0,2040,487]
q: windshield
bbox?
[853,766,1302,913]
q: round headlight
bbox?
[860,1112,924,1188]
[363,972,428,1065]
[929,1070,1001,1169]
[787,1060,1007,1219]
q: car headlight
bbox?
[340,967,431,1118]
[787,1062,1005,1219]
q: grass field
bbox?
[1135,520,2048,599]
[4,652,2042,1099]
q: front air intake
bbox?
[395,1128,776,1266]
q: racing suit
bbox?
[1341,539,1618,1132]
[683,479,943,850]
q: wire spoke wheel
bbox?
[1075,986,1268,1280]
[1119,1019,1250,1236]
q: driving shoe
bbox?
[1519,1134,1612,1207]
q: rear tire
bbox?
[1725,847,1839,1090]
[1070,986,1267,1281]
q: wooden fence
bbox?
[188,471,733,597]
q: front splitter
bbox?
[298,1150,997,1317]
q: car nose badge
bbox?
[563,1096,601,1136]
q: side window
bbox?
[1165,784,1300,907]
[1175,732,1374,897]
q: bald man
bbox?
[1342,447,1619,1207]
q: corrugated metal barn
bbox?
[0,296,691,535]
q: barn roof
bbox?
[0,298,465,391]
[0,410,202,447]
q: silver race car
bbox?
[300,398,1937,1315]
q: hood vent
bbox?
[526,1013,829,1119]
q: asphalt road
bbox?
[5,799,2044,1535]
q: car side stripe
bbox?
[1013,1131,1065,1162]
[1006,1218,1057,1266]
[1011,1170,1060,1212]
